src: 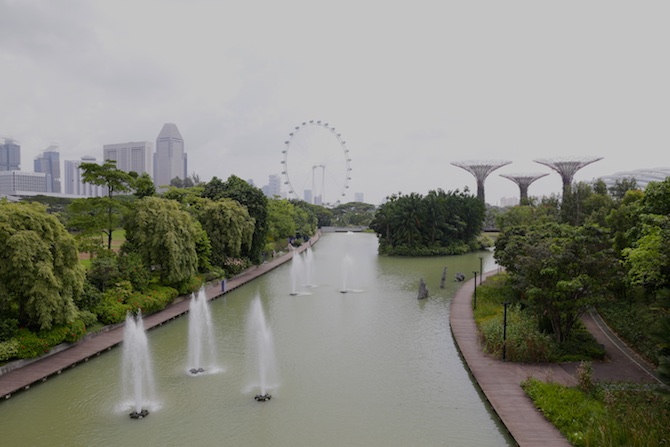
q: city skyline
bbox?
[2,2,669,204]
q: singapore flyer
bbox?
[281,120,352,206]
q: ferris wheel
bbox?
[281,120,352,206]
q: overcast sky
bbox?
[1,0,669,205]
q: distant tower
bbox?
[103,141,153,178]
[534,157,603,197]
[154,123,186,191]
[451,160,512,203]
[0,138,21,171]
[34,146,61,193]
[499,173,549,205]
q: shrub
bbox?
[93,295,130,325]
[15,328,50,359]
[0,315,19,342]
[0,339,20,362]
[118,252,151,292]
[87,250,121,292]
[521,378,606,446]
[125,285,178,315]
[76,309,98,327]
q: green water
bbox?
[0,232,512,446]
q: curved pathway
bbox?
[0,233,320,400]
[450,270,661,447]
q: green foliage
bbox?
[521,378,606,446]
[522,379,670,447]
[133,172,156,198]
[202,175,269,264]
[0,315,19,341]
[597,298,662,365]
[76,160,135,250]
[0,338,19,362]
[124,284,179,315]
[370,188,485,256]
[495,222,616,342]
[329,202,376,227]
[87,250,121,292]
[12,321,87,360]
[475,275,604,362]
[123,196,201,286]
[117,252,151,291]
[0,201,85,331]
[193,197,254,268]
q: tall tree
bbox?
[203,175,269,263]
[193,198,255,268]
[123,197,205,286]
[78,160,135,250]
[495,222,616,342]
[0,201,85,330]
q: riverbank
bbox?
[0,231,321,400]
[450,269,662,447]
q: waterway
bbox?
[0,232,513,446]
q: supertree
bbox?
[451,160,512,203]
[499,173,549,205]
[534,156,603,197]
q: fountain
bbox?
[303,246,316,288]
[340,254,353,293]
[245,294,279,401]
[121,311,156,419]
[289,249,305,296]
[187,287,217,375]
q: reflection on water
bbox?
[0,233,512,446]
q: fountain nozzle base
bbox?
[254,393,272,402]
[129,409,149,419]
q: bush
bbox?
[118,252,151,291]
[0,339,20,362]
[93,294,130,325]
[15,328,50,358]
[75,281,104,312]
[522,378,670,447]
[76,309,98,327]
[0,315,19,342]
[87,250,121,292]
[125,285,179,315]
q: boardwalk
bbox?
[0,233,320,400]
[450,270,661,447]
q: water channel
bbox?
[0,232,514,446]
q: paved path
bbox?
[450,270,661,447]
[0,233,320,400]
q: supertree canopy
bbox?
[534,156,603,197]
[451,160,512,203]
[499,172,549,205]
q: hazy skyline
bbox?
[1,1,669,205]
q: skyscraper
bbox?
[64,156,104,197]
[153,123,187,191]
[0,138,21,171]
[262,174,282,198]
[34,146,61,193]
[103,141,153,178]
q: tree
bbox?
[193,198,255,268]
[0,201,85,330]
[495,222,617,342]
[266,198,297,247]
[203,175,269,264]
[78,160,135,250]
[123,197,205,286]
[134,172,156,198]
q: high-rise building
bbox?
[262,174,282,198]
[103,141,153,178]
[33,146,61,193]
[0,171,48,195]
[153,123,187,191]
[63,156,104,197]
[0,138,21,171]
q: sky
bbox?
[1,0,669,206]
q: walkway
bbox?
[450,270,661,447]
[0,233,320,400]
